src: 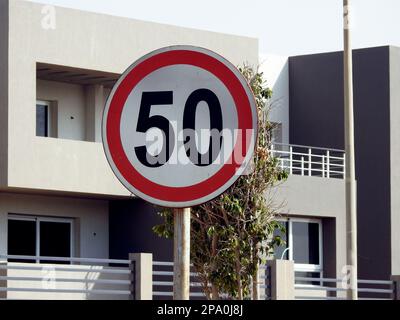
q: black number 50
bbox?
[134,90,223,167]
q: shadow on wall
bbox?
[259,55,289,144]
[109,198,173,262]
[270,60,289,116]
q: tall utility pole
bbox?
[343,0,358,300]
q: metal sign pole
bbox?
[343,0,358,300]
[173,208,191,300]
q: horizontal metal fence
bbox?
[294,274,394,300]
[0,255,132,300]
[259,264,272,300]
[271,143,345,179]
[3,255,393,300]
[152,261,206,299]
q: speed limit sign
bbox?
[102,46,258,208]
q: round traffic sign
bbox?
[102,46,258,207]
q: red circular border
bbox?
[106,49,254,202]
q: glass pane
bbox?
[36,104,48,137]
[292,221,320,265]
[8,219,36,263]
[40,221,71,264]
[295,271,322,286]
[271,123,283,144]
[273,221,288,260]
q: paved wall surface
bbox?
[0,0,9,187]
[389,47,400,276]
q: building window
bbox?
[36,100,57,138]
[271,122,283,144]
[7,219,36,263]
[292,221,320,265]
[273,221,288,260]
[8,215,74,264]
[36,101,49,137]
[274,218,323,274]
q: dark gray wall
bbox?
[109,199,173,261]
[289,46,392,280]
[323,218,337,280]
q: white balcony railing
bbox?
[270,143,345,179]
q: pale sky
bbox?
[27,0,400,56]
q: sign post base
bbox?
[173,207,191,300]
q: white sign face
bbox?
[102,46,258,208]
